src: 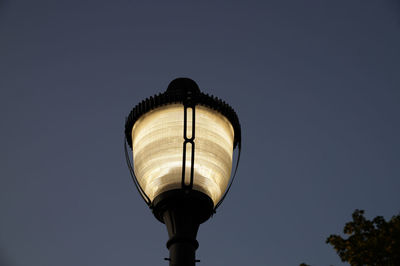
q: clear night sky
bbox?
[1,1,399,265]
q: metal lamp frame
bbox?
[124,78,241,266]
[124,78,241,211]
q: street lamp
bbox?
[124,78,241,266]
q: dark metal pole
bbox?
[164,208,200,266]
[152,190,214,266]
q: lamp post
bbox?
[124,78,241,266]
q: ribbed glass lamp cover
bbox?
[131,104,234,205]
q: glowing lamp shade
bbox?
[131,104,234,205]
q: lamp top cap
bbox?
[125,77,241,149]
[166,77,201,94]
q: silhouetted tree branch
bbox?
[301,209,400,266]
[327,209,400,265]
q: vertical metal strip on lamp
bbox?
[124,138,151,205]
[182,104,196,189]
[214,141,241,210]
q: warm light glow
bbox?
[131,104,234,205]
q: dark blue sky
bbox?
[1,1,399,265]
